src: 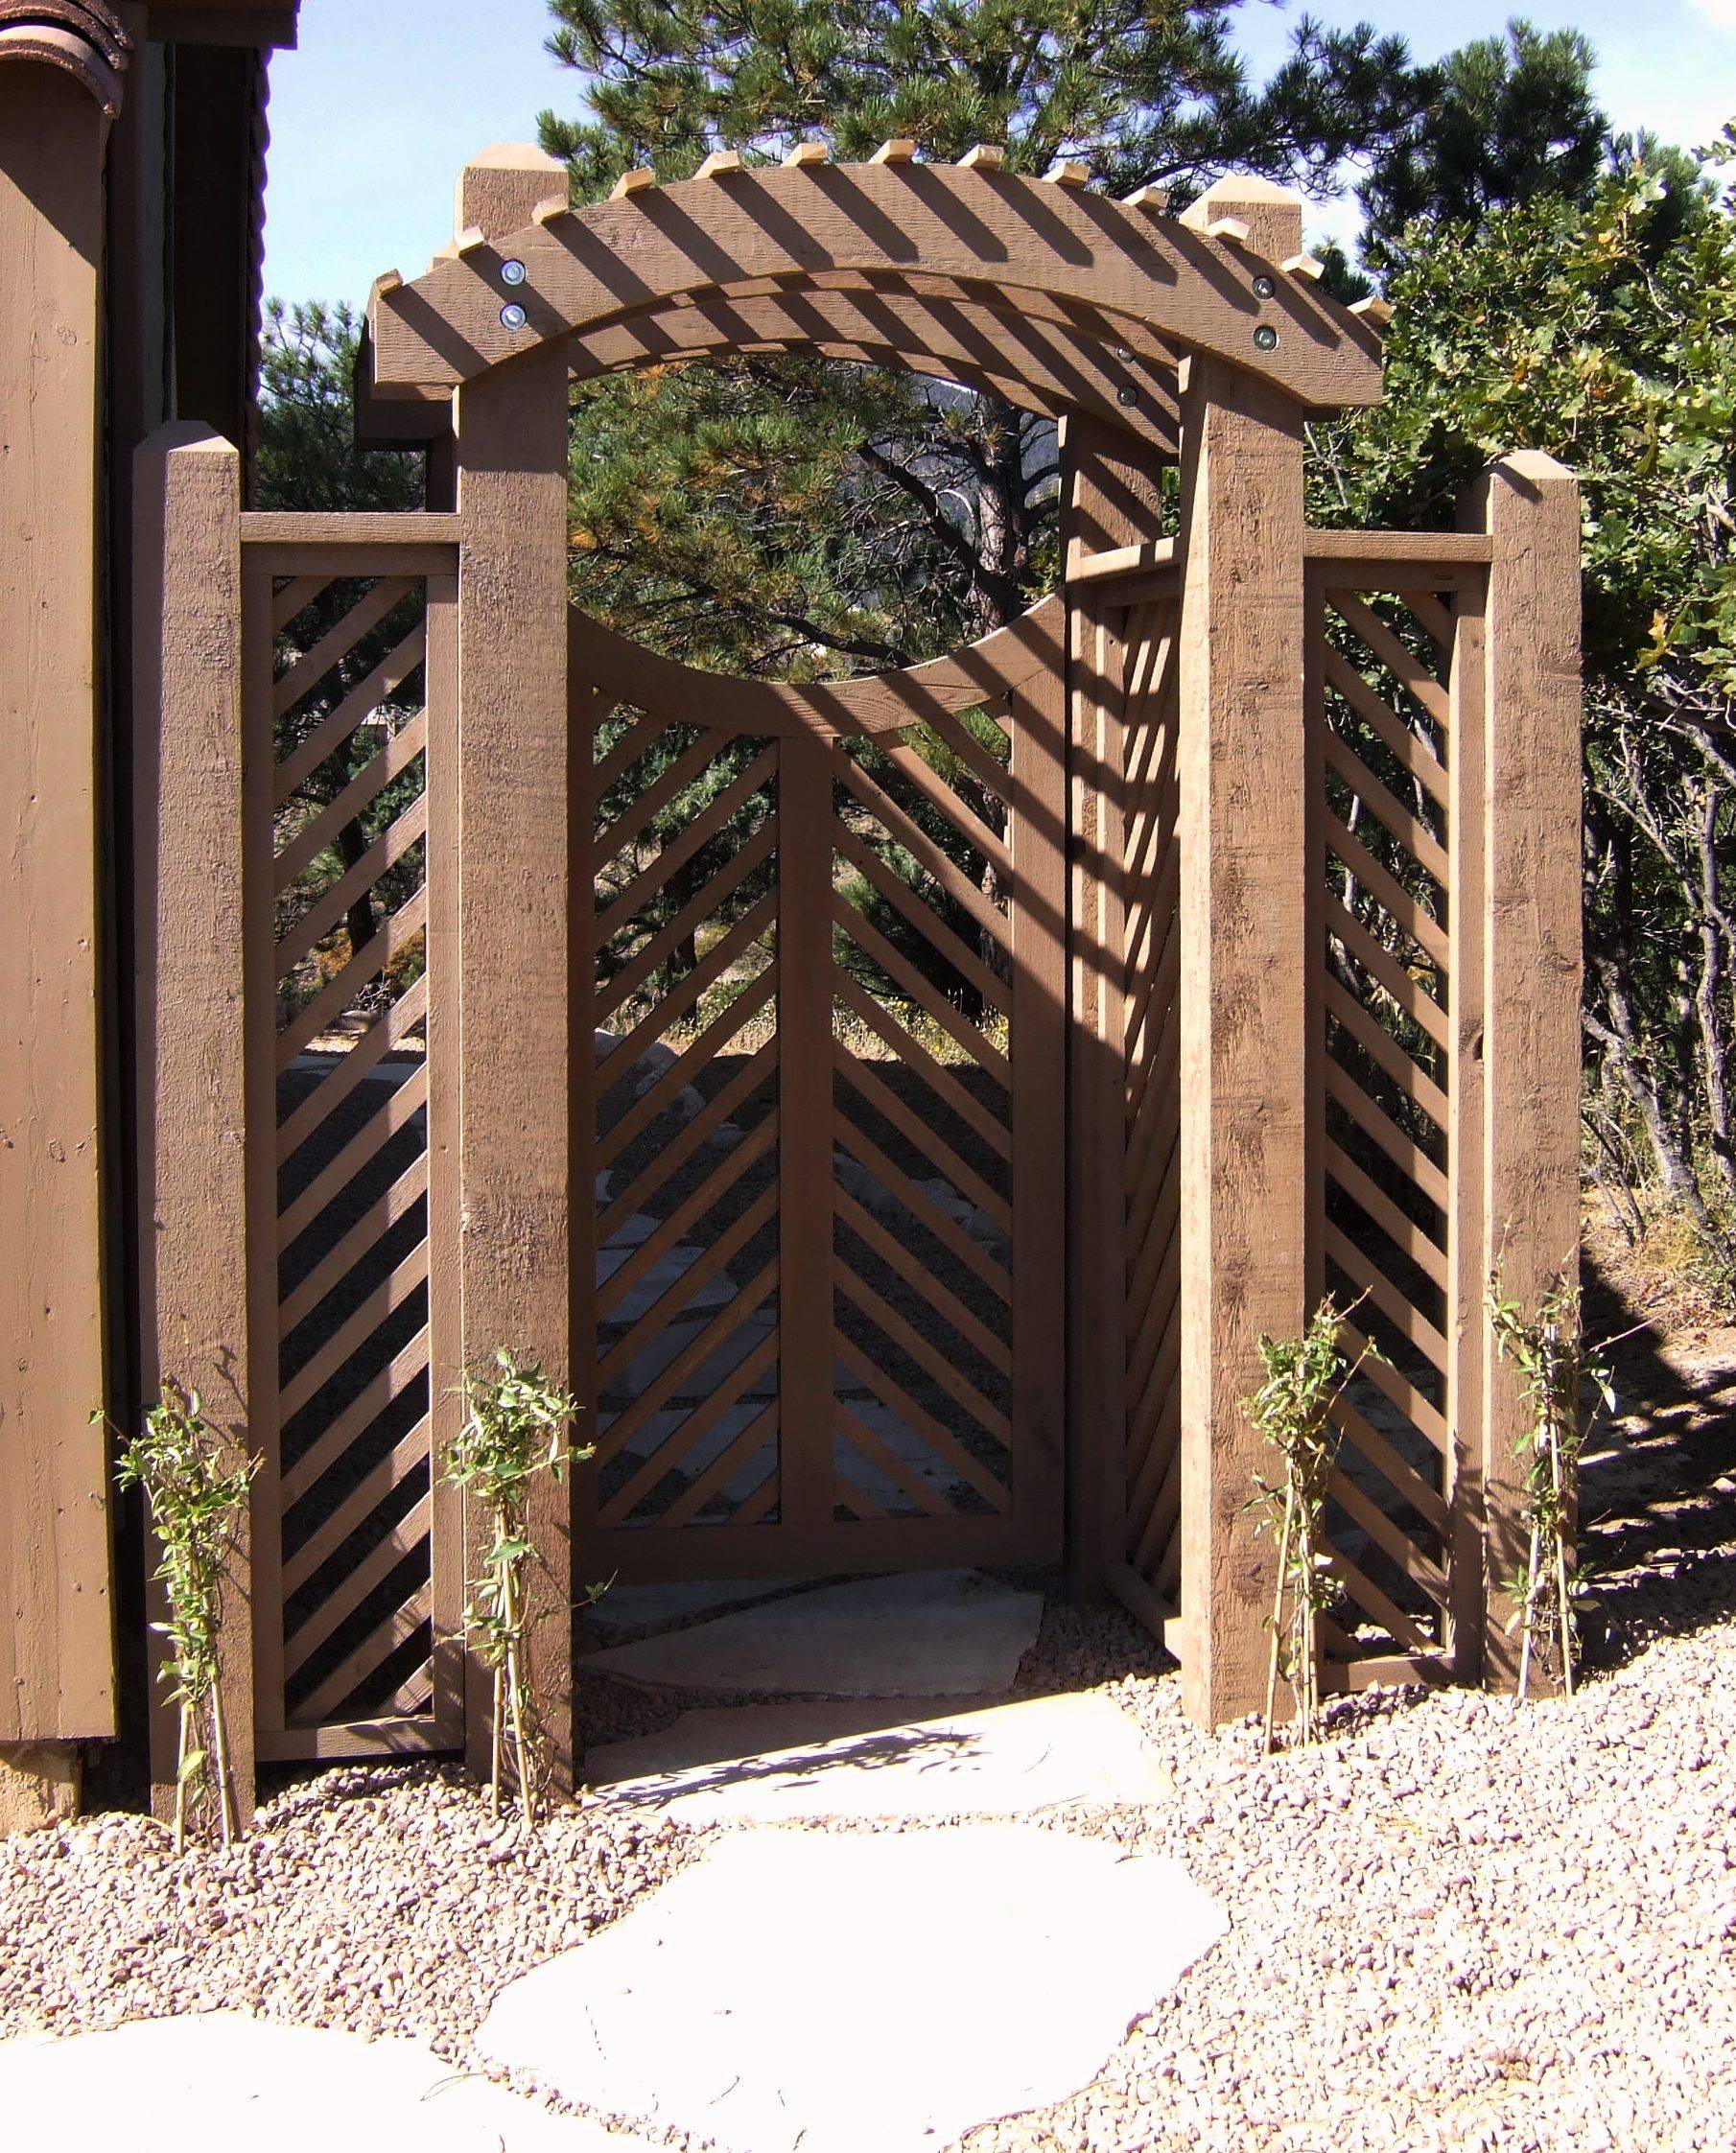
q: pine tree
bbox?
[540,0,1424,672]
[1356,20,1607,275]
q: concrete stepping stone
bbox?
[585,1575,804,1638]
[479,1824,1227,2153]
[0,2014,658,2151]
[584,1568,1043,1697]
[588,1691,1176,1823]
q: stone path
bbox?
[479,1824,1226,2153]
[0,2013,660,2150]
[0,1570,1220,2150]
[585,1567,1044,1696]
[589,1691,1177,1823]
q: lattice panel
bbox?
[832,701,1018,1523]
[1117,598,1183,1603]
[1310,578,1469,1673]
[260,567,457,1746]
[586,706,782,1530]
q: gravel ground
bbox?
[4,1306,1733,2152]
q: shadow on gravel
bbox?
[1578,1251,1736,1672]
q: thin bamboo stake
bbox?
[1264,1485,1297,1754]
[210,1686,238,1845]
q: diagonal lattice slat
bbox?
[1310,577,1472,1673]
[261,571,450,1744]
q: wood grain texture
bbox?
[0,67,115,1745]
[1474,452,1583,1690]
[1446,576,1490,1678]
[1060,417,1150,1603]
[131,425,254,1816]
[776,733,833,1533]
[1174,316,1310,1723]
[368,160,1382,412]
[455,339,575,1790]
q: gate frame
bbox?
[133,143,1582,1814]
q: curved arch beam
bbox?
[369,160,1381,413]
[355,278,1182,455]
[570,594,1065,740]
[567,287,1180,453]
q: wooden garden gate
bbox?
[573,607,1067,1579]
[131,146,1582,1814]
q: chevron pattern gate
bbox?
[572,606,1068,1579]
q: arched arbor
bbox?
[133,144,1582,1813]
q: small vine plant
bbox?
[1244,1296,1382,1752]
[1488,1271,1614,1702]
[103,1383,259,1852]
[445,1349,591,1827]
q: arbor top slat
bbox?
[365,159,1383,412]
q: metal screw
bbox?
[1116,384,1138,406]
[1253,273,1276,299]
[501,258,528,287]
[1253,323,1279,351]
[501,301,528,330]
[1114,344,1134,362]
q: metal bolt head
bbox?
[1253,273,1277,300]
[1116,384,1138,407]
[1114,344,1134,363]
[501,301,528,330]
[501,258,528,287]
[1253,323,1279,352]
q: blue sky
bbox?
[261,0,1736,311]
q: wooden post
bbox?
[1059,413,1166,1602]
[132,424,255,1820]
[1473,452,1583,1690]
[1446,571,1490,1679]
[0,57,118,1811]
[1173,178,1309,1725]
[776,733,837,1534]
[451,144,577,1793]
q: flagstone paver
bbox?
[584,1568,1044,1697]
[0,2013,660,2152]
[584,1574,806,1637]
[479,1823,1227,2153]
[588,1691,1177,1823]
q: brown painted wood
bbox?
[570,596,1061,741]
[563,287,1181,455]
[1444,574,1490,1678]
[453,188,575,1786]
[1060,416,1155,1603]
[1473,453,1583,1691]
[131,425,254,1815]
[1173,180,1309,1727]
[368,158,1382,412]
[1009,632,1069,1559]
[0,62,115,1747]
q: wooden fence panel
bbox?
[242,531,463,1765]
[1114,593,1185,1625]
[1304,558,1486,1693]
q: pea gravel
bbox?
[3,1316,1733,2151]
[3,1603,1732,2151]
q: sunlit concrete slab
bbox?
[0,2015,660,2152]
[589,1691,1175,1823]
[479,1824,1226,2153]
